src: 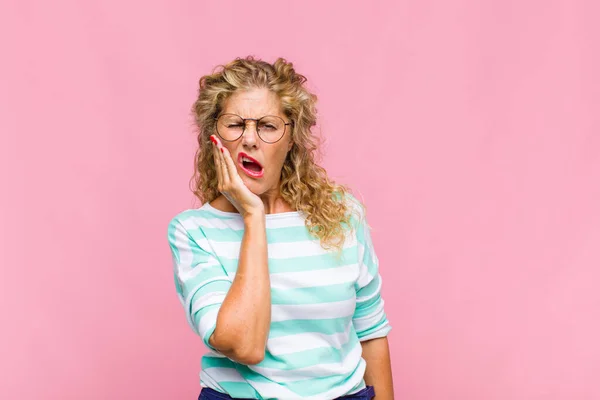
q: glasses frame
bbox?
[213,113,294,144]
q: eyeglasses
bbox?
[214,113,294,144]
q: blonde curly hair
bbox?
[190,55,362,252]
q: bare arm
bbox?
[208,212,271,364]
[361,336,394,399]
[206,136,271,365]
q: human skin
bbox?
[362,336,395,399]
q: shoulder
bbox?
[334,190,367,226]
[166,204,227,238]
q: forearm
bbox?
[361,336,394,399]
[210,212,271,364]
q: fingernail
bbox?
[220,148,224,153]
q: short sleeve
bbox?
[351,203,392,341]
[167,216,232,353]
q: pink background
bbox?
[1,0,599,399]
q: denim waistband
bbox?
[198,385,375,400]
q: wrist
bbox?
[243,208,265,224]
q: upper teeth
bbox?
[242,157,255,164]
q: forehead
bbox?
[221,88,283,117]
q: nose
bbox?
[241,120,259,148]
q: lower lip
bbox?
[239,162,264,178]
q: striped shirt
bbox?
[167,194,392,399]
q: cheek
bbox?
[268,148,290,170]
[224,143,236,154]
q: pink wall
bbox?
[1,1,599,399]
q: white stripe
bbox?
[191,292,226,314]
[266,321,353,355]
[202,364,302,400]
[358,325,392,341]
[184,276,230,322]
[300,359,366,400]
[179,258,222,281]
[356,276,382,302]
[270,264,359,290]
[188,214,308,230]
[271,297,355,322]
[197,307,219,339]
[352,299,385,331]
[200,376,225,394]
[173,222,194,273]
[265,217,307,229]
[173,219,223,280]
[242,379,306,399]
[356,243,375,287]
[189,216,245,230]
[249,339,362,383]
[201,235,358,260]
[201,367,246,383]
[204,350,226,358]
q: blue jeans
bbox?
[198,385,376,400]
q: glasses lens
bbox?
[216,114,244,141]
[258,116,285,143]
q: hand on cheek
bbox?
[209,135,264,217]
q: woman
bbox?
[167,56,394,400]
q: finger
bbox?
[221,145,239,183]
[215,137,232,188]
[213,136,230,174]
[210,136,221,182]
[210,135,225,188]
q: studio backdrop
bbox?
[1,1,599,399]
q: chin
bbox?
[240,175,265,195]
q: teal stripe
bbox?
[167,219,181,261]
[202,356,237,369]
[173,273,183,297]
[357,318,392,339]
[267,226,317,243]
[182,265,230,294]
[194,302,220,320]
[268,317,350,338]
[191,226,244,242]
[356,274,381,299]
[353,292,383,318]
[218,246,359,274]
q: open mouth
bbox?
[238,152,264,178]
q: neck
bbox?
[259,193,295,214]
[257,181,296,214]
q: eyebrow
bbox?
[223,112,283,119]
